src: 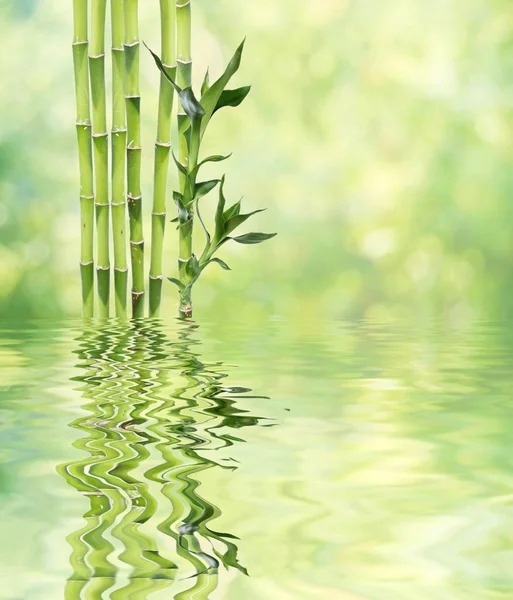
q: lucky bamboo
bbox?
[90,0,110,317]
[148,38,275,320]
[73,0,95,317]
[111,0,128,318]
[149,1,177,317]
[176,0,193,317]
[124,0,145,318]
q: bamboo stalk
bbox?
[90,0,110,318]
[73,0,95,318]
[124,0,145,318]
[176,0,193,318]
[149,1,177,318]
[111,0,128,318]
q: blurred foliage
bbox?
[1,0,513,321]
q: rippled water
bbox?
[1,319,513,599]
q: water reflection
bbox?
[58,321,270,598]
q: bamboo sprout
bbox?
[124,0,145,318]
[90,0,110,318]
[111,0,128,318]
[73,0,95,318]
[149,1,177,317]
[176,0,193,318]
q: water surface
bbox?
[1,319,513,599]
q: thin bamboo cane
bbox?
[90,0,110,318]
[176,0,193,318]
[111,0,128,318]
[149,1,177,318]
[124,0,145,318]
[73,0,95,317]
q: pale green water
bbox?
[1,319,513,599]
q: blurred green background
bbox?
[1,0,512,322]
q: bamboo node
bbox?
[177,59,193,66]
[127,144,142,151]
[80,195,95,200]
[162,62,177,70]
[96,266,110,272]
[124,41,140,48]
[176,0,191,8]
[112,127,127,134]
[130,240,144,246]
[155,141,172,148]
[111,201,126,206]
[76,121,92,127]
[132,291,145,298]
[72,40,88,47]
[127,194,142,203]
[95,202,110,207]
[152,212,166,217]
[92,131,109,139]
[80,261,94,267]
[179,304,193,318]
[114,268,129,273]
[89,53,106,59]
[149,275,164,281]
[112,47,124,52]
[178,257,188,263]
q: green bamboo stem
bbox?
[90,0,110,318]
[111,0,128,319]
[73,0,95,318]
[124,0,145,318]
[176,0,193,318]
[149,1,177,318]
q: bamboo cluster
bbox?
[73,0,268,320]
[73,0,168,319]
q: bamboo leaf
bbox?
[224,209,266,237]
[214,86,251,114]
[145,43,180,92]
[178,114,191,153]
[173,191,189,224]
[201,69,210,96]
[205,257,231,271]
[223,199,242,221]
[232,232,277,245]
[178,87,205,121]
[172,151,188,177]
[190,154,232,181]
[200,40,246,136]
[194,179,220,200]
[168,277,185,291]
[185,254,200,281]
[147,45,202,124]
[196,199,211,247]
[214,175,227,242]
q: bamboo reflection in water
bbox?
[58,321,269,599]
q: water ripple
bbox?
[57,320,270,598]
